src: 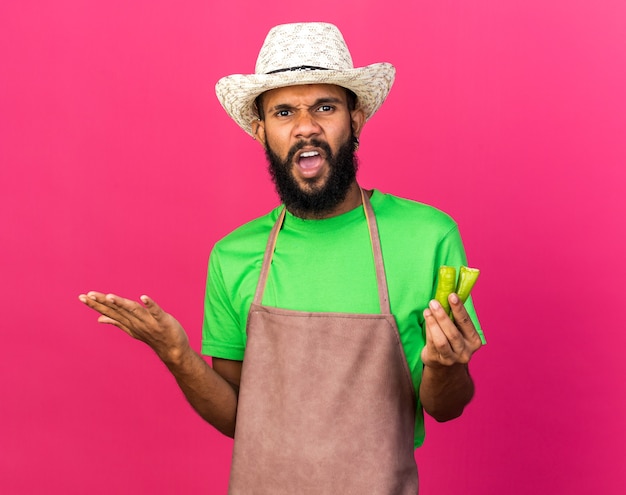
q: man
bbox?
[80,22,484,494]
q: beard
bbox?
[265,135,358,218]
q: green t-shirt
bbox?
[202,190,484,447]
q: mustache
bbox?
[285,139,333,165]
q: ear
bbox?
[350,107,366,139]
[252,119,267,147]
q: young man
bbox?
[80,22,484,494]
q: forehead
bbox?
[260,84,348,107]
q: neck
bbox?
[288,182,366,220]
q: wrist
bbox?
[423,362,470,379]
[159,339,193,368]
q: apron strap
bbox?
[361,188,391,314]
[253,188,391,315]
[252,206,286,306]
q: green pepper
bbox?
[432,265,480,317]
[433,265,457,315]
[456,266,480,304]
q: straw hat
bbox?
[215,22,396,136]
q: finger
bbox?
[78,291,105,306]
[139,295,165,321]
[97,315,134,336]
[423,307,456,365]
[448,293,483,350]
[428,299,466,355]
[80,293,134,335]
[448,293,472,330]
[103,293,150,323]
[421,309,437,357]
[422,308,435,346]
[79,291,127,322]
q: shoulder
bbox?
[210,207,281,274]
[371,190,458,235]
[212,206,281,255]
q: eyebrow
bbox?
[268,97,345,114]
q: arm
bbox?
[419,292,482,422]
[78,292,241,437]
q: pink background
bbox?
[1,1,625,493]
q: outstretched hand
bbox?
[78,292,189,364]
[421,292,482,368]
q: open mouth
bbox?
[295,149,325,175]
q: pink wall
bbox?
[2,1,624,493]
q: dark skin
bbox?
[253,84,366,218]
[78,292,241,437]
[79,84,481,438]
[420,294,482,420]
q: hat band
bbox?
[266,65,330,74]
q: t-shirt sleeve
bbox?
[434,225,486,344]
[201,248,246,360]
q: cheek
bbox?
[264,128,291,157]
[329,127,353,152]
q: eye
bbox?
[276,109,292,117]
[317,105,333,112]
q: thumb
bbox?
[140,295,164,319]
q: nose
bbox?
[293,111,321,139]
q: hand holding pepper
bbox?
[422,266,482,368]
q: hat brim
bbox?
[215,62,395,137]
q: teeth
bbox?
[300,151,319,158]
